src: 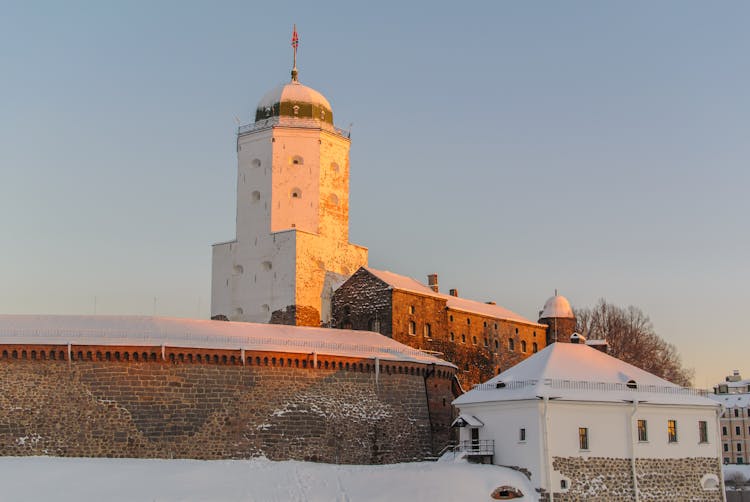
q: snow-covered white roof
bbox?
[0,315,455,368]
[711,393,750,408]
[454,342,717,407]
[257,81,332,111]
[539,294,574,319]
[365,268,545,328]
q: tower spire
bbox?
[291,24,299,82]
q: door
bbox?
[471,428,479,451]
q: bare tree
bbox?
[575,299,694,387]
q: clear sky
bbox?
[1,1,748,388]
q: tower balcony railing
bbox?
[237,118,350,138]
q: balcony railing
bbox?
[456,439,494,456]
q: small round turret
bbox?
[538,291,577,345]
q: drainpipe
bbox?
[716,404,728,502]
[629,401,640,502]
[541,396,554,502]
[375,357,380,387]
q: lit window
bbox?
[638,420,648,442]
[699,421,708,444]
[579,427,589,450]
[408,321,416,335]
[519,428,526,442]
[668,420,678,443]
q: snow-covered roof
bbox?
[710,393,750,408]
[0,315,455,368]
[365,268,545,327]
[539,294,574,319]
[454,342,717,407]
[451,414,484,427]
[257,81,332,111]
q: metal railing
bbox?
[237,119,349,138]
[456,439,494,456]
[470,378,708,396]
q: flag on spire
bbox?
[291,24,299,50]
[291,24,299,81]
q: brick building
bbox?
[332,267,553,388]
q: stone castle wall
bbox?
[0,344,454,463]
[551,456,722,501]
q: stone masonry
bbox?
[0,345,455,463]
[552,456,723,501]
[332,267,545,388]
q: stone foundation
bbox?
[552,456,722,501]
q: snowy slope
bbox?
[0,456,534,502]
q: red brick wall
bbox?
[0,344,455,463]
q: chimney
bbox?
[427,274,439,293]
[449,288,459,297]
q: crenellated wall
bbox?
[0,344,455,463]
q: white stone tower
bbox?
[211,32,368,326]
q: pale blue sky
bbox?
[1,1,748,387]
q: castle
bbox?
[209,45,578,388]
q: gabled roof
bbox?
[454,342,717,407]
[0,315,455,368]
[364,267,544,327]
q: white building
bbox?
[211,51,367,326]
[711,370,750,465]
[453,335,725,501]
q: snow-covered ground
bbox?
[0,456,533,502]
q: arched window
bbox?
[408,321,416,335]
[521,340,527,353]
[423,323,431,338]
[532,342,538,353]
[461,334,466,344]
[509,339,515,351]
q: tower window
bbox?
[291,155,304,165]
[472,336,477,345]
[251,158,261,168]
[532,342,538,353]
[251,190,261,202]
[328,193,339,206]
[408,321,416,335]
[521,340,527,352]
[330,162,340,172]
[423,323,431,338]
[291,188,302,199]
[409,305,415,314]
[261,261,272,271]
[461,334,466,344]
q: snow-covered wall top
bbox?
[0,315,455,368]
